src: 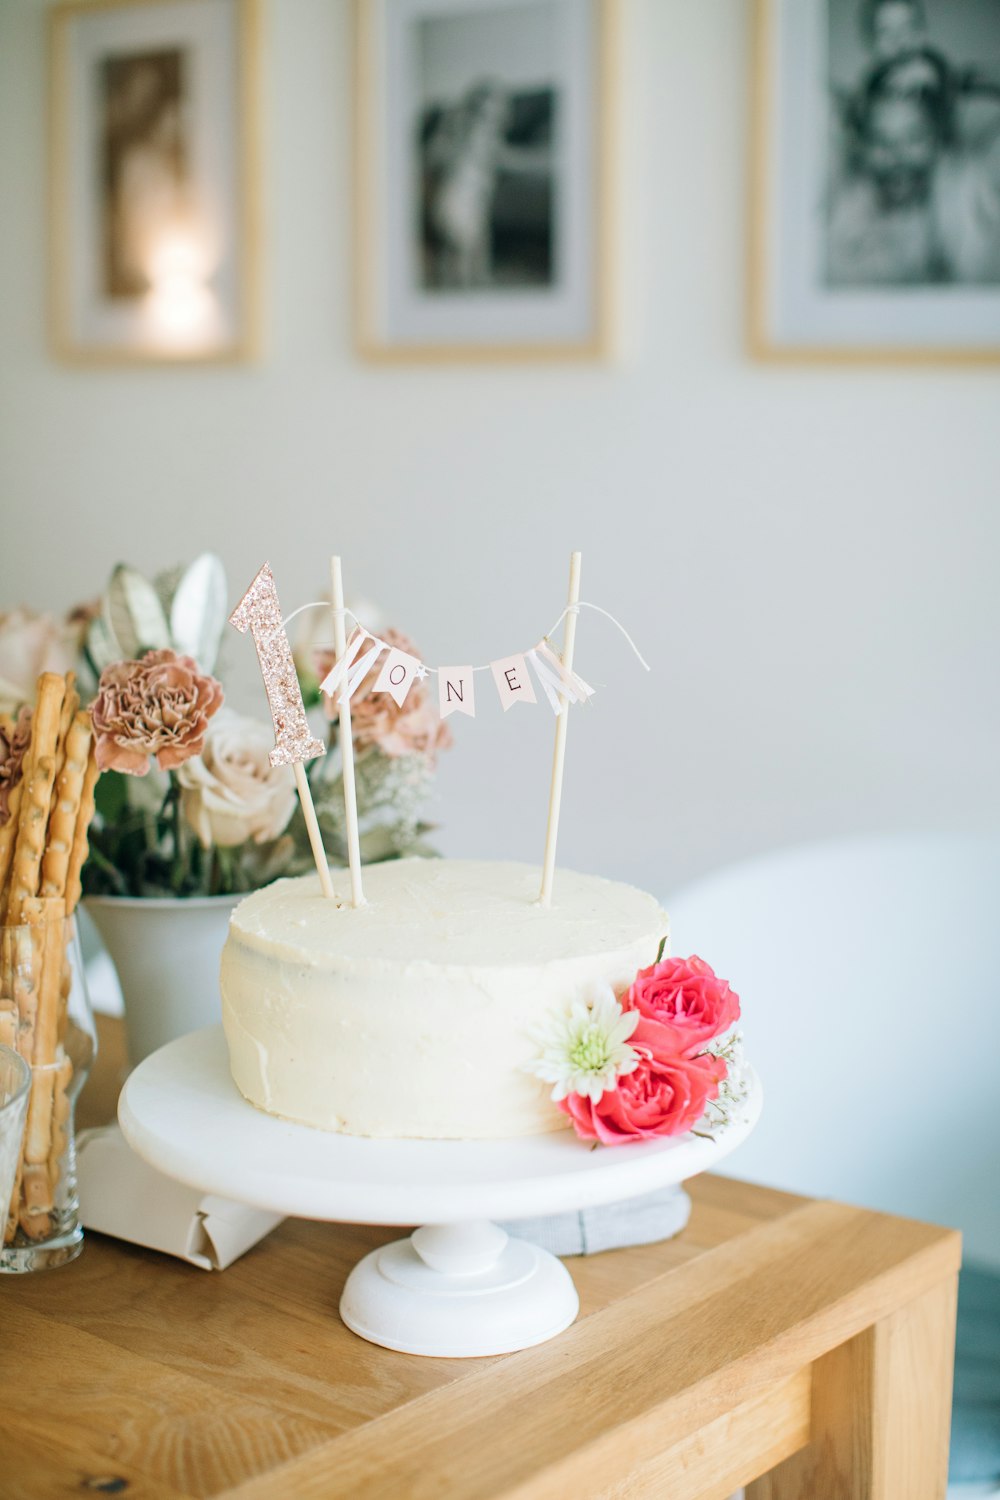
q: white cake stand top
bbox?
[119,1027,762,1226]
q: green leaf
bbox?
[105,565,171,659]
[86,612,124,673]
[94,769,128,826]
[170,552,228,672]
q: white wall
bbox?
[1,0,997,899]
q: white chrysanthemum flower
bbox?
[527,989,641,1103]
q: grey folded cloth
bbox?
[502,1183,691,1257]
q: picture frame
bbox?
[355,0,617,362]
[48,0,261,365]
[750,0,1000,363]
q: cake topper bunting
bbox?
[236,550,647,914]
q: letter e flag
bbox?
[490,654,537,711]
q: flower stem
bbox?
[164,773,187,894]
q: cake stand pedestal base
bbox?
[341,1219,579,1356]
[118,1028,762,1359]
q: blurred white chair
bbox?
[664,833,1000,1269]
[667,834,1000,1496]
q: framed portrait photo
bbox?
[355,0,617,361]
[751,0,1000,361]
[49,0,261,364]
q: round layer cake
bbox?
[221,858,667,1139]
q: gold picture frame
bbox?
[750,0,1000,364]
[355,0,618,363]
[48,0,262,365]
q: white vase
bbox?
[86,895,239,1066]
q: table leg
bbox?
[747,1275,958,1500]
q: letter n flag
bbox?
[438,665,475,719]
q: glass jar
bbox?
[0,915,97,1272]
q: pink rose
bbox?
[623,955,740,1055]
[559,1042,726,1144]
[92,649,223,776]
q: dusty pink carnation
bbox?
[622,955,740,1057]
[92,649,223,776]
[316,628,452,763]
[0,705,32,824]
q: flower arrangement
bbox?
[529,951,749,1146]
[0,557,451,899]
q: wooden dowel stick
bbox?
[539,550,582,907]
[293,763,336,901]
[331,556,366,908]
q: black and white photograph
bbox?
[50,0,259,363]
[752,0,1000,357]
[417,6,557,293]
[358,0,613,359]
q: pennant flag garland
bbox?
[318,632,595,721]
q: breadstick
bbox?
[4,912,46,1241]
[0,1000,16,1050]
[0,777,24,921]
[21,898,64,1180]
[64,741,99,917]
[47,1049,72,1193]
[41,712,92,901]
[4,918,43,1242]
[0,946,18,1240]
[7,675,66,922]
[48,676,79,811]
[6,755,57,927]
[9,919,40,1064]
[57,953,71,1047]
[21,1163,51,1214]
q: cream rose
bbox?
[177,710,297,849]
[0,609,83,715]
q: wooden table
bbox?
[1,1017,960,1500]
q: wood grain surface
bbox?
[0,1017,960,1500]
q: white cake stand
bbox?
[118,1027,762,1358]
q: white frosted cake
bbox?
[221,857,667,1139]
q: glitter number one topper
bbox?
[229,562,325,768]
[230,561,336,901]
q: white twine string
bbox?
[281,600,651,675]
